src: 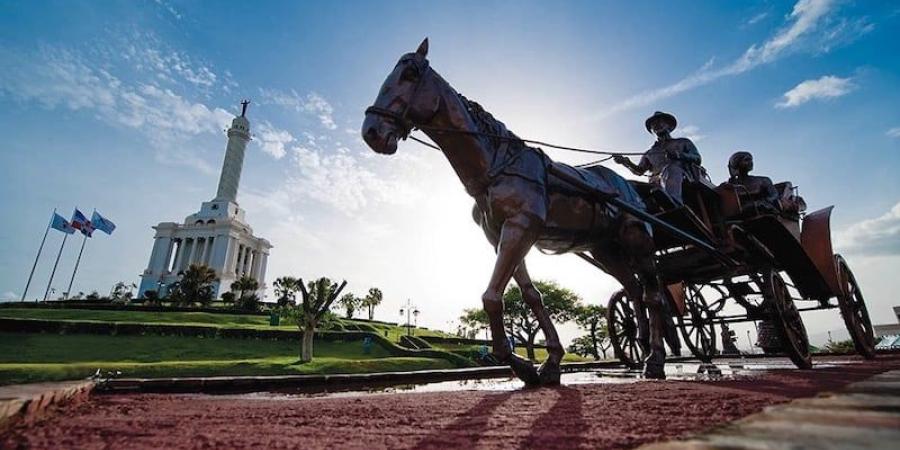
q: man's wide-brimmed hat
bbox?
[645,111,677,133]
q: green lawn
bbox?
[0,332,457,386]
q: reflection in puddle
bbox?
[218,357,854,402]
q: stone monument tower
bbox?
[138,101,272,300]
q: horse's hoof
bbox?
[642,363,666,380]
[506,354,541,386]
[538,363,561,386]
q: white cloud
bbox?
[152,0,183,21]
[887,127,900,138]
[256,122,294,159]
[0,291,18,302]
[836,202,900,256]
[745,11,770,27]
[0,44,234,173]
[596,0,872,118]
[285,144,421,215]
[679,125,706,142]
[123,33,219,89]
[776,75,855,108]
[259,88,338,130]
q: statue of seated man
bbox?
[614,111,703,204]
[725,151,780,216]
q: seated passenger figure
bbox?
[726,151,780,216]
[614,111,702,203]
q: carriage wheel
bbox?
[676,285,717,363]
[835,255,876,359]
[607,290,643,369]
[765,271,812,369]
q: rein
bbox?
[411,124,647,157]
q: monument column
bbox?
[257,253,269,287]
[214,100,252,203]
[232,237,241,276]
[203,236,213,264]
[186,238,197,269]
[171,239,184,272]
[163,239,175,273]
[250,250,260,280]
[241,247,253,275]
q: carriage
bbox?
[569,175,878,370]
[364,39,878,384]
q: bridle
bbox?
[364,56,433,140]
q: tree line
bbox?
[138,265,383,318]
[458,280,612,361]
[137,264,387,362]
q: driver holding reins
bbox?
[614,111,702,203]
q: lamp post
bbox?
[746,330,753,354]
[399,299,419,337]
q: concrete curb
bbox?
[638,369,900,449]
[99,360,630,395]
[0,380,95,431]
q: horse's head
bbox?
[362,38,439,155]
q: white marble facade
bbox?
[138,102,272,299]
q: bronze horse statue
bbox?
[362,39,668,384]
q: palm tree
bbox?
[273,276,301,307]
[230,276,260,311]
[336,293,361,319]
[170,264,218,307]
[362,287,383,320]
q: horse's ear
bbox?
[416,38,429,57]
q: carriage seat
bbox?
[717,181,806,224]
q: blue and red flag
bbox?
[50,212,75,234]
[70,209,94,237]
[91,211,116,235]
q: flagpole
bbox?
[44,233,69,302]
[65,233,88,299]
[22,209,55,302]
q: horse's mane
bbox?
[458,94,523,151]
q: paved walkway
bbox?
[641,369,900,449]
[0,380,94,430]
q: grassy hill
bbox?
[0,306,586,385]
[0,308,454,343]
[0,332,455,385]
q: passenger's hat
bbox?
[645,111,677,133]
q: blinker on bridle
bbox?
[365,57,431,140]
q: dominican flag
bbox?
[91,211,116,235]
[71,209,94,237]
[50,212,76,234]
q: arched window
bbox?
[206,219,216,225]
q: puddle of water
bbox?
[207,357,860,401]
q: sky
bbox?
[1,0,898,349]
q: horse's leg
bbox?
[483,214,541,385]
[590,247,650,356]
[619,219,667,379]
[512,262,564,385]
